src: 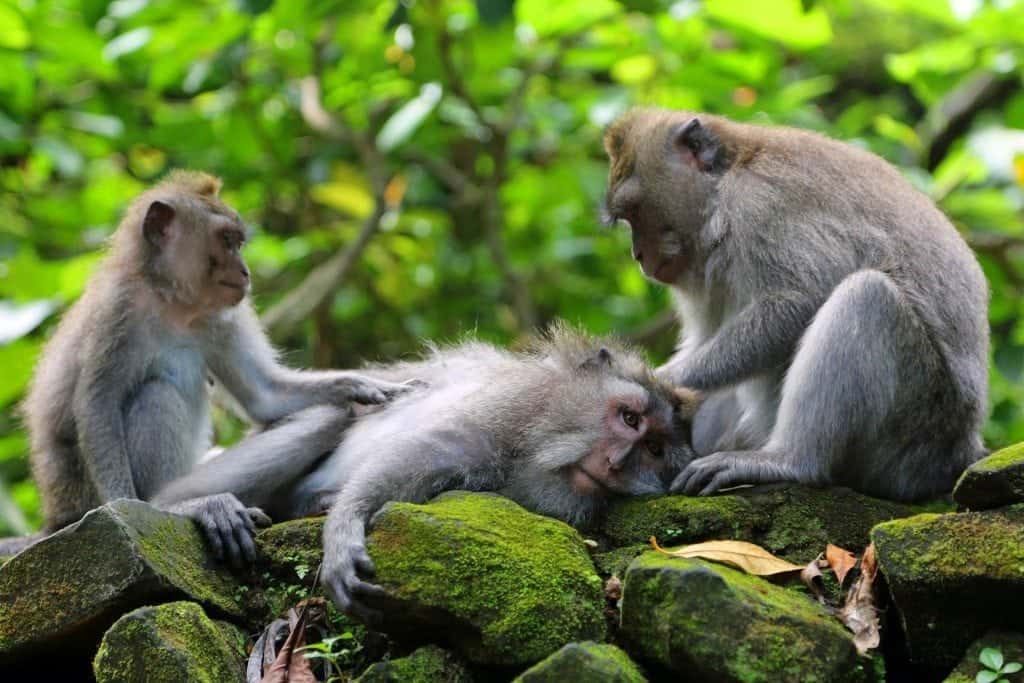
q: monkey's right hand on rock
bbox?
[327,373,424,406]
[322,540,389,624]
[173,493,272,568]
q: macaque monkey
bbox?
[602,109,989,502]
[0,171,409,562]
[153,326,700,620]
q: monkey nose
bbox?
[240,265,250,279]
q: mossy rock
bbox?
[93,601,246,682]
[954,442,1024,510]
[943,631,1024,683]
[513,642,646,682]
[872,506,1024,678]
[604,485,922,563]
[0,500,243,665]
[367,491,606,667]
[256,516,325,580]
[355,645,472,682]
[619,553,870,682]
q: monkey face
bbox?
[602,109,722,285]
[203,214,251,308]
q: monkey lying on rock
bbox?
[603,109,989,501]
[0,171,410,562]
[154,325,700,620]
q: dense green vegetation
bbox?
[1,0,1022,533]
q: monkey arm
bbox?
[203,303,411,424]
[666,290,819,390]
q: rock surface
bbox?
[93,601,246,683]
[513,641,647,682]
[619,552,870,682]
[0,500,242,665]
[954,443,1024,510]
[943,631,1024,683]
[872,506,1024,677]
[354,645,472,682]
[604,485,923,562]
[367,491,606,666]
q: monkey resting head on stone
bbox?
[0,171,411,563]
[602,108,989,502]
[154,324,701,620]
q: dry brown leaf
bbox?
[650,537,803,577]
[800,554,828,604]
[260,607,317,683]
[825,544,858,586]
[604,575,623,602]
[837,543,881,655]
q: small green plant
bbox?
[977,647,1022,683]
[300,632,363,683]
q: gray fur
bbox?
[8,172,408,563]
[603,109,989,501]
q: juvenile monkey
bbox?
[602,109,989,501]
[154,326,700,620]
[0,171,409,562]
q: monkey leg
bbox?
[676,269,946,498]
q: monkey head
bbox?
[602,108,729,285]
[122,171,251,312]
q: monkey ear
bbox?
[673,118,722,173]
[670,386,704,419]
[579,347,614,371]
[142,200,176,247]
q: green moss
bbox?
[256,517,325,579]
[944,631,1024,683]
[620,553,868,682]
[368,492,606,666]
[514,642,646,682]
[954,442,1024,510]
[93,601,246,682]
[355,645,471,683]
[592,544,647,578]
[603,494,765,548]
[972,443,1024,471]
[871,507,1024,677]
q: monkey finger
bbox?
[213,514,244,568]
[233,522,258,564]
[201,520,226,560]
[247,507,273,528]
[699,470,734,497]
[352,547,376,577]
[350,578,388,602]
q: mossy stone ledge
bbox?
[619,552,870,682]
[954,442,1024,510]
[943,631,1024,683]
[92,601,246,683]
[366,491,607,667]
[513,641,647,682]
[0,499,243,666]
[871,506,1024,678]
[354,644,472,682]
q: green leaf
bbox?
[1002,662,1022,674]
[981,648,1005,672]
[0,339,40,409]
[976,670,998,683]
[516,0,621,38]
[705,0,832,50]
[611,55,657,85]
[376,82,443,152]
[0,2,30,50]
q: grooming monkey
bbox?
[602,109,989,501]
[0,171,409,562]
[154,326,700,620]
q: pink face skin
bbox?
[569,396,672,496]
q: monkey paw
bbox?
[671,450,785,496]
[183,493,271,568]
[331,373,423,405]
[322,542,389,624]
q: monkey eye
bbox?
[621,409,641,430]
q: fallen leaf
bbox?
[260,607,317,683]
[800,554,828,604]
[837,543,881,655]
[604,575,623,602]
[651,537,803,577]
[826,543,858,586]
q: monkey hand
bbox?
[671,450,791,496]
[322,540,389,625]
[325,372,424,406]
[172,493,272,567]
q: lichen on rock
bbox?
[92,601,246,683]
[367,491,606,666]
[513,641,647,682]
[619,552,870,682]
[954,442,1024,510]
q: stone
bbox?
[513,642,646,682]
[619,553,870,682]
[954,442,1024,510]
[367,491,606,666]
[93,601,246,683]
[355,645,472,682]
[872,507,1024,678]
[0,500,243,665]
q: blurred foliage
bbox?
[0,0,1023,533]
